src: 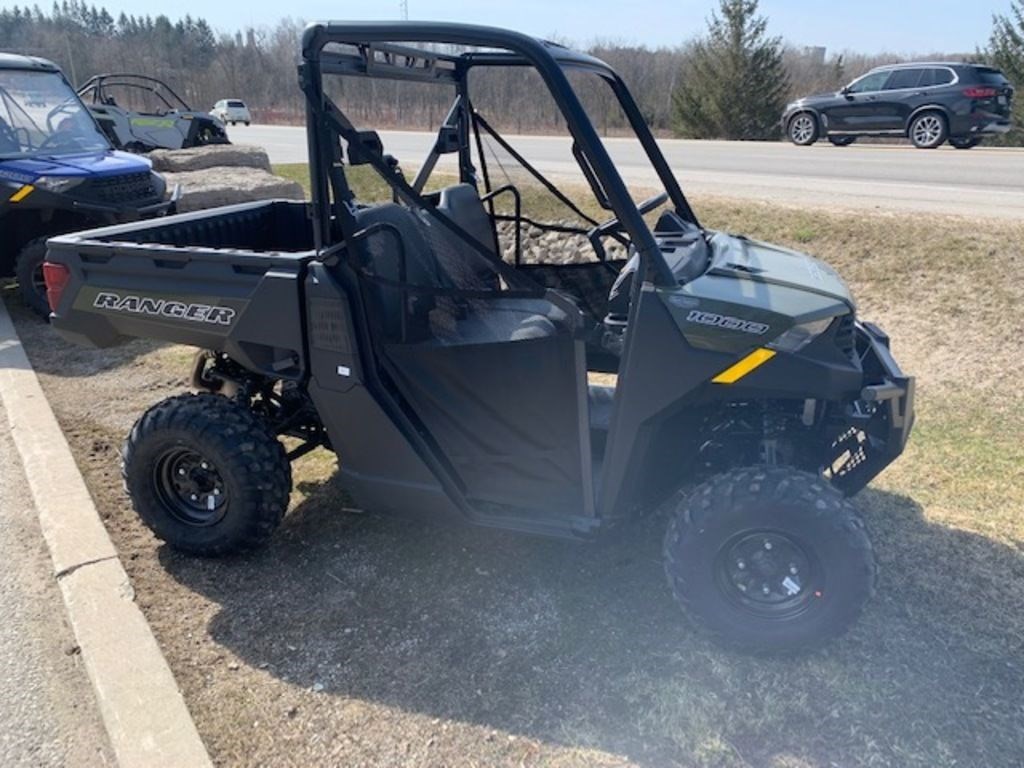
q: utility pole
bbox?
[399,0,409,20]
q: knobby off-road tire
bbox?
[15,237,50,318]
[123,393,292,556]
[663,466,876,653]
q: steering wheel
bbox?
[587,191,669,261]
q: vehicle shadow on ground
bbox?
[159,477,1024,767]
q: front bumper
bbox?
[827,321,915,494]
[68,184,181,220]
[3,181,180,221]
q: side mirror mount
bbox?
[346,130,384,166]
[840,86,853,99]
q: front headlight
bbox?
[150,171,167,199]
[34,176,85,194]
[769,317,835,353]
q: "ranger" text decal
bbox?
[94,292,236,325]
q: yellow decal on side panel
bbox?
[8,184,34,202]
[712,348,776,384]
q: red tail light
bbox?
[963,86,997,99]
[42,262,70,313]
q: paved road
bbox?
[231,124,1024,219]
[0,403,112,766]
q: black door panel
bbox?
[825,70,891,132]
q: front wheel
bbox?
[788,113,819,146]
[663,467,876,653]
[909,112,948,148]
[15,237,50,318]
[123,393,292,556]
[949,136,981,150]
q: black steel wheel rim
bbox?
[714,530,819,618]
[154,446,228,526]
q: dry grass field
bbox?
[5,169,1023,767]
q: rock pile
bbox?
[495,221,629,264]
[149,145,304,213]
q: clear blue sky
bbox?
[92,0,1012,55]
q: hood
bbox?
[0,150,152,182]
[788,91,840,107]
[706,232,855,312]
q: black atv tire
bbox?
[15,237,50,318]
[787,113,819,145]
[123,393,292,556]
[909,111,948,149]
[828,136,856,146]
[949,136,981,149]
[196,126,229,146]
[663,466,876,653]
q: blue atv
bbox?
[0,53,177,315]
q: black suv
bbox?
[783,63,1014,149]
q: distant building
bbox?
[803,46,826,66]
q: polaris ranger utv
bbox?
[0,54,178,315]
[45,22,914,652]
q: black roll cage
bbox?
[78,74,193,113]
[299,21,699,287]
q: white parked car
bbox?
[210,99,251,126]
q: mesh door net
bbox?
[349,190,591,515]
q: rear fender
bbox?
[906,104,951,132]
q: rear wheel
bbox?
[123,393,292,556]
[949,136,981,149]
[828,136,857,146]
[663,466,876,653]
[909,112,947,148]
[788,113,819,146]
[14,237,50,318]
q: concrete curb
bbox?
[0,301,213,768]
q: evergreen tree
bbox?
[989,1,1024,142]
[671,0,789,140]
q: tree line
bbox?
[1,0,1021,143]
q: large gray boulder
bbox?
[149,144,272,173]
[164,167,304,213]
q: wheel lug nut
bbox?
[190,494,198,501]
[762,584,771,595]
[789,565,798,575]
[736,559,746,570]
[764,540,773,551]
[201,462,208,470]
[178,468,186,476]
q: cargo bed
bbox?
[46,199,316,380]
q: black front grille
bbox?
[835,314,856,359]
[76,172,156,205]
